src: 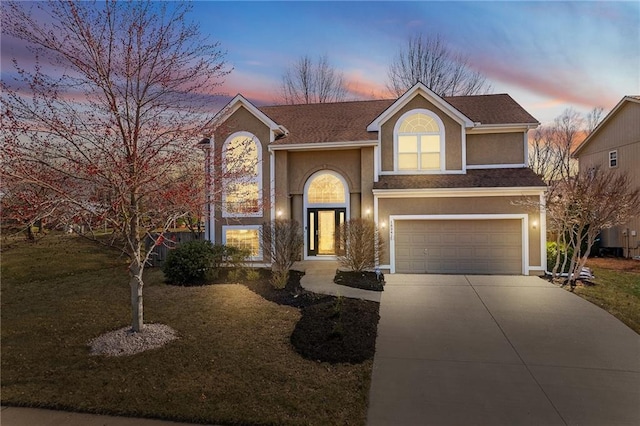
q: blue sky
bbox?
[194,0,639,125]
[2,1,638,125]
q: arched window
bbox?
[395,110,445,172]
[222,132,262,217]
[307,173,346,204]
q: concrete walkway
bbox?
[295,260,382,302]
[367,274,640,425]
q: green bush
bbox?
[163,241,250,285]
[163,240,216,285]
[547,241,574,273]
[245,268,261,281]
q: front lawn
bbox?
[1,234,374,425]
[573,257,640,334]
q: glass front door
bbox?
[308,208,346,256]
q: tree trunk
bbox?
[129,262,144,332]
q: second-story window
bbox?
[609,150,618,168]
[222,132,262,217]
[395,110,445,172]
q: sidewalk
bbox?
[1,406,212,426]
[294,260,382,302]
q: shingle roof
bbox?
[259,94,538,145]
[260,100,392,145]
[446,94,538,126]
[373,168,546,190]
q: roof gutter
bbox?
[268,140,378,151]
[468,122,540,134]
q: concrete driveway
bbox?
[367,274,640,426]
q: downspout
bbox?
[198,136,214,242]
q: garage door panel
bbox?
[395,219,522,274]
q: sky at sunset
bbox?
[2,1,638,125]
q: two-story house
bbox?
[573,96,640,258]
[202,83,547,275]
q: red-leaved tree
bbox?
[1,0,230,331]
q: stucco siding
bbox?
[287,150,361,194]
[377,195,541,272]
[467,132,525,165]
[380,95,463,172]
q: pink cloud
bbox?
[472,55,618,110]
[343,71,389,100]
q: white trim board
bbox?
[268,140,377,151]
[373,187,546,198]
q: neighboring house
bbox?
[202,82,547,275]
[572,95,640,258]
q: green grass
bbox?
[573,259,640,334]
[1,234,372,425]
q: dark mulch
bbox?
[291,297,380,364]
[241,269,334,308]
[334,270,385,291]
[197,267,381,364]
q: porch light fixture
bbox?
[532,220,538,229]
[380,221,386,228]
[277,210,283,217]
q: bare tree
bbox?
[387,33,492,97]
[1,0,229,332]
[529,108,584,185]
[585,106,605,133]
[279,54,347,104]
[547,170,640,287]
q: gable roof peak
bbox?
[367,82,475,131]
[573,95,640,156]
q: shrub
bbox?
[162,240,216,285]
[227,268,243,282]
[547,241,574,273]
[163,241,250,285]
[261,219,304,289]
[210,244,250,271]
[338,218,384,272]
[245,268,261,281]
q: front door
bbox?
[307,208,346,256]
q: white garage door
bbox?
[394,219,523,274]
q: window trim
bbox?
[609,150,618,168]
[393,109,446,173]
[222,225,263,261]
[221,131,263,218]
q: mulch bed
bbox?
[179,267,381,364]
[334,270,385,291]
[291,297,380,364]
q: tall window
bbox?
[223,132,262,217]
[395,110,444,171]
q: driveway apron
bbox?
[367,274,640,426]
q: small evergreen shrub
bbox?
[163,241,250,285]
[227,268,243,282]
[163,240,215,285]
[245,268,261,281]
[547,241,574,273]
